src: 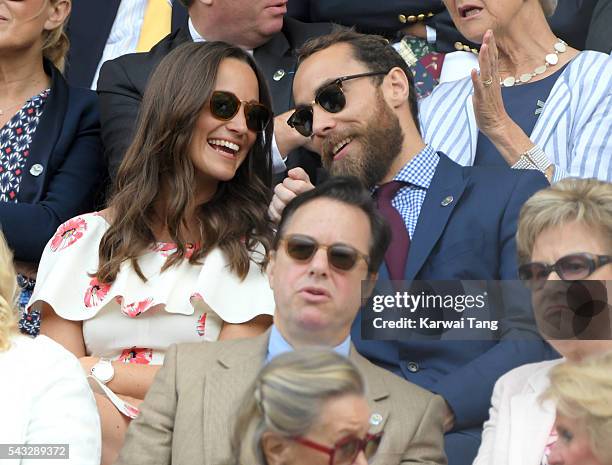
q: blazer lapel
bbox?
[202,333,269,464]
[404,154,468,281]
[171,2,188,30]
[18,62,67,204]
[253,32,295,114]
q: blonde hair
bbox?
[539,0,558,16]
[516,178,612,264]
[0,232,18,352]
[42,0,71,72]
[232,349,366,465]
[542,352,612,463]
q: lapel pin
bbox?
[29,164,44,177]
[369,413,383,426]
[273,69,286,81]
[440,195,454,207]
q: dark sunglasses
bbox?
[294,432,383,465]
[278,234,370,271]
[519,253,612,288]
[209,90,272,132]
[287,71,389,137]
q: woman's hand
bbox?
[471,30,513,139]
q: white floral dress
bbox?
[28,212,274,415]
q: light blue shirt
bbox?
[265,325,351,364]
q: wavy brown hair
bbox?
[97,42,274,284]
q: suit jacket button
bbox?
[273,69,286,81]
[407,361,419,372]
[398,14,407,23]
[30,164,44,176]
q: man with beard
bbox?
[269,29,555,465]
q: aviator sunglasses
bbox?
[287,71,389,137]
[278,234,370,271]
[294,432,383,465]
[518,253,612,288]
[209,90,272,132]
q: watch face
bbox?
[93,361,113,383]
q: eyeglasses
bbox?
[209,90,272,132]
[294,432,383,465]
[518,253,612,288]
[287,71,389,137]
[278,234,370,271]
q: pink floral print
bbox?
[119,347,153,365]
[196,313,207,336]
[84,278,111,308]
[50,217,87,252]
[119,297,155,318]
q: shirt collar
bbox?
[266,325,351,364]
[188,17,254,55]
[391,144,439,190]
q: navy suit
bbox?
[352,154,555,465]
[65,0,188,88]
[97,18,332,181]
[0,61,104,263]
[287,0,478,52]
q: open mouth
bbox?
[208,138,240,157]
[332,137,353,161]
[458,5,483,18]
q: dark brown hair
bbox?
[297,28,420,128]
[96,42,274,284]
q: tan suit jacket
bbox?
[116,331,447,465]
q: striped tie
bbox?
[136,0,172,52]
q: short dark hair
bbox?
[297,27,420,127]
[272,177,391,273]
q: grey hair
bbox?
[539,0,558,16]
[516,178,612,265]
[231,349,366,465]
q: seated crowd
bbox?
[0,1,611,465]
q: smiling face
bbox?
[0,0,69,52]
[292,43,403,188]
[267,197,374,347]
[442,0,530,43]
[188,58,259,193]
[530,221,612,360]
[549,414,603,465]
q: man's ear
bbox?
[261,431,291,465]
[43,0,70,32]
[381,67,410,109]
[362,272,379,300]
[266,251,277,290]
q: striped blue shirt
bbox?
[375,144,439,239]
[419,51,612,182]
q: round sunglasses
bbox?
[209,90,272,132]
[287,71,389,137]
[518,253,612,288]
[278,234,370,271]
[294,432,383,465]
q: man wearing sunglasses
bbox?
[116,177,447,465]
[269,29,555,465]
[96,0,332,182]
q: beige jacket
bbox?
[116,331,447,465]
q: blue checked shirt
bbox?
[375,144,439,239]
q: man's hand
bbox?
[442,399,456,433]
[268,168,314,223]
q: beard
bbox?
[321,94,404,189]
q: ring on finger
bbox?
[481,76,494,87]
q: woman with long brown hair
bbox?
[28,41,276,464]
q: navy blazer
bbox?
[352,154,555,431]
[97,17,332,181]
[0,62,104,263]
[287,0,479,52]
[65,0,188,88]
